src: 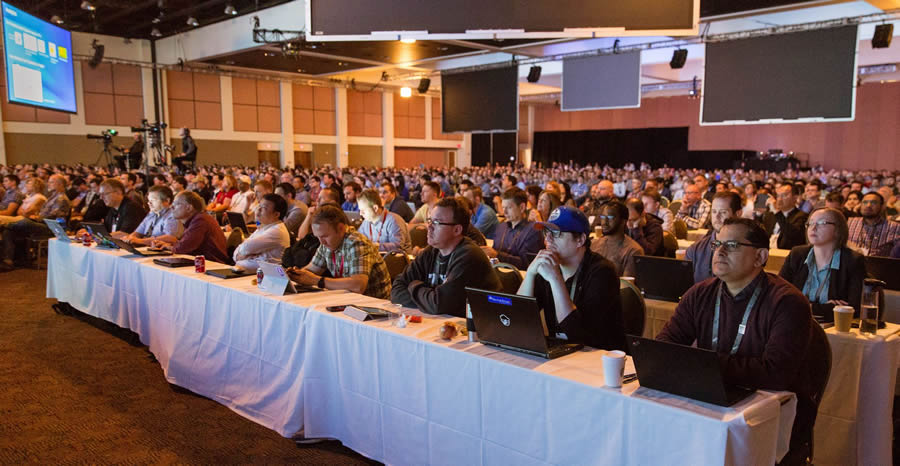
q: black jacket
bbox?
[775,208,808,250]
[181,135,197,160]
[779,245,866,319]
[387,196,414,223]
[103,197,146,234]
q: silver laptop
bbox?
[43,219,74,242]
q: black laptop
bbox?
[109,238,171,257]
[634,256,695,302]
[465,288,583,359]
[153,257,195,268]
[206,267,253,279]
[226,212,249,236]
[627,335,754,407]
[865,256,900,291]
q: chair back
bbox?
[493,262,523,295]
[673,219,688,240]
[383,251,410,281]
[409,226,428,248]
[659,196,671,208]
[619,278,646,342]
[667,200,682,215]
[225,228,244,258]
[661,231,678,258]
[797,321,832,460]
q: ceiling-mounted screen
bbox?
[308,0,698,41]
[562,51,641,111]
[1,1,76,113]
[701,26,858,125]
[441,66,518,133]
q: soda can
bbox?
[256,267,264,288]
[82,232,92,247]
[194,255,206,273]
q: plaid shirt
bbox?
[312,227,392,299]
[847,217,900,257]
[38,191,71,219]
[676,198,711,230]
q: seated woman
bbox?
[232,193,290,271]
[527,190,562,223]
[357,189,411,255]
[779,207,866,321]
[206,174,238,214]
[121,185,183,245]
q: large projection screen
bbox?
[308,0,698,40]
[562,51,641,111]
[701,26,858,125]
[441,66,518,133]
[1,1,76,113]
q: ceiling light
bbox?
[186,16,199,27]
[400,87,412,98]
[80,1,95,11]
[50,15,64,25]
[152,16,162,24]
[400,38,416,44]
[151,28,162,38]
[297,68,305,73]
[224,4,237,15]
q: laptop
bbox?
[633,256,695,302]
[226,212,249,236]
[627,335,755,407]
[465,287,583,359]
[206,267,253,279]
[109,238,171,257]
[82,222,120,248]
[153,257,195,268]
[257,261,323,295]
[865,256,900,291]
[43,219,74,242]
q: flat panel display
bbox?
[1,1,77,113]
[562,51,641,111]
[701,26,858,124]
[441,66,518,133]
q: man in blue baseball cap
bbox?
[517,206,626,351]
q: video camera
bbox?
[86,129,118,142]
[131,119,167,134]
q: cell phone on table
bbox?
[326,305,347,312]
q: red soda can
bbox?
[194,255,206,273]
[82,232,92,246]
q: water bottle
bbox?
[860,278,886,334]
[466,301,477,342]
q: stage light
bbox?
[400,87,412,98]
[50,15,64,25]
[224,4,237,15]
[186,16,199,27]
[80,1,95,11]
[400,38,416,44]
[151,28,162,38]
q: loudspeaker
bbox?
[670,49,687,69]
[872,24,893,49]
[527,66,541,83]
[417,78,430,94]
[89,41,104,68]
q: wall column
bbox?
[383,91,395,167]
[335,87,349,168]
[279,81,295,168]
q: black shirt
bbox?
[534,249,626,350]
[104,197,146,234]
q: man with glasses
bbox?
[846,192,900,256]
[772,184,808,250]
[591,200,644,277]
[676,182,711,230]
[657,218,818,464]
[75,178,146,238]
[518,206,625,351]
[685,192,742,283]
[391,197,500,317]
[380,181,414,223]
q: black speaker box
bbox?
[670,49,687,69]
[89,44,105,68]
[526,66,541,83]
[417,78,430,94]
[872,24,893,49]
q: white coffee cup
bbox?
[602,350,626,388]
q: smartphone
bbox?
[326,305,347,312]
[754,193,770,209]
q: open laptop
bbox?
[109,238,171,257]
[627,335,755,407]
[465,287,583,359]
[226,212,249,236]
[43,219,74,242]
[633,256,695,302]
[865,256,900,291]
[82,222,120,248]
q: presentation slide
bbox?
[2,1,76,113]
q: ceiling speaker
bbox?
[872,24,893,49]
[670,49,687,69]
[89,41,104,69]
[527,66,541,83]
[417,78,430,94]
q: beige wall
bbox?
[4,133,137,165]
[311,143,337,168]
[171,137,258,167]
[348,144,383,167]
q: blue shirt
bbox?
[472,202,499,239]
[135,206,183,238]
[491,219,543,270]
[359,210,411,255]
[802,248,841,304]
[342,201,359,212]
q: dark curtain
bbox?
[472,132,517,166]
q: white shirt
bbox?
[233,221,290,271]
[229,190,253,219]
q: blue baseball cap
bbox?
[536,206,591,235]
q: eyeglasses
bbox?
[806,220,836,229]
[425,218,457,228]
[710,239,762,252]
[542,229,564,239]
[596,215,615,221]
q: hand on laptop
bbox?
[150,239,174,252]
[285,266,318,286]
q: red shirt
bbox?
[214,188,238,205]
[174,212,230,264]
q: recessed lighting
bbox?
[297,68,305,73]
[186,16,199,27]
[151,28,162,38]
[50,15,64,25]
[400,38,416,44]
[152,16,161,24]
[80,1,95,12]
[224,4,237,15]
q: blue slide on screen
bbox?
[1,1,76,113]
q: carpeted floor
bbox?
[0,267,376,464]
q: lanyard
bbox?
[712,281,762,355]
[368,210,387,242]
[331,249,344,278]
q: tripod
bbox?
[95,140,115,169]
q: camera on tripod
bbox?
[86,129,118,142]
[131,119,167,135]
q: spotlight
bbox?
[152,15,162,24]
[688,76,700,98]
[151,28,162,38]
[186,16,199,27]
[526,66,541,83]
[417,78,430,94]
[670,49,687,69]
[400,38,416,44]
[224,4,237,15]
[872,24,893,49]
[400,87,412,98]
[50,15,64,25]
[80,1,95,11]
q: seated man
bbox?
[625,197,665,257]
[2,174,71,266]
[392,197,501,317]
[380,181,415,223]
[518,206,625,350]
[847,192,900,256]
[685,191,742,283]
[481,188,543,269]
[640,188,674,234]
[675,182,711,230]
[773,183,809,250]
[410,181,441,226]
[0,174,23,216]
[357,189,411,255]
[275,182,309,240]
[282,187,341,269]
[657,218,816,462]
[286,205,391,299]
[121,185,182,245]
[464,185,499,239]
[152,191,229,264]
[342,181,361,212]
[591,200,644,277]
[232,193,290,271]
[76,179,145,237]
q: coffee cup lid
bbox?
[834,305,854,313]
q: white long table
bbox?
[48,239,796,465]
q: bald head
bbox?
[591,180,614,201]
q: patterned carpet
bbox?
[0,268,376,464]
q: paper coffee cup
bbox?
[602,350,626,388]
[834,305,854,333]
